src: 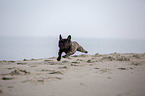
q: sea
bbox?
[0,37,145,61]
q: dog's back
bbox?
[72,41,88,53]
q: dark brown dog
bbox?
[57,34,88,61]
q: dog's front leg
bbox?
[57,49,63,61]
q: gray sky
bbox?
[0,0,145,39]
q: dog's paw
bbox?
[85,51,88,53]
[57,57,61,61]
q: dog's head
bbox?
[58,34,71,49]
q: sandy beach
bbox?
[0,53,145,96]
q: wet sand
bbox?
[0,53,145,96]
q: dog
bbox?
[57,34,88,61]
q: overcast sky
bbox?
[0,0,145,39]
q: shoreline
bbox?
[0,53,145,96]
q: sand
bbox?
[0,53,145,96]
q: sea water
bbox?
[0,37,145,61]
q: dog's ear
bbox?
[67,35,71,41]
[59,34,62,40]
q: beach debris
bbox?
[102,56,115,61]
[46,61,63,65]
[44,60,53,62]
[79,54,89,57]
[48,62,56,65]
[94,68,100,69]
[109,52,121,56]
[0,73,10,76]
[71,64,79,66]
[2,60,8,62]
[76,59,83,61]
[71,62,80,64]
[62,60,69,63]
[37,77,62,82]
[49,71,63,75]
[37,80,44,82]
[116,56,130,61]
[10,69,30,75]
[30,65,37,67]
[118,68,128,70]
[8,61,15,63]
[22,79,33,83]
[72,54,88,57]
[46,77,62,80]
[100,68,111,73]
[31,58,42,61]
[17,62,27,65]
[131,62,142,66]
[23,59,28,61]
[96,60,103,62]
[22,77,62,83]
[2,77,14,80]
[87,60,94,63]
[41,69,51,71]
[94,53,103,57]
[58,66,68,69]
[55,77,62,80]
[0,60,15,63]
[133,54,142,59]
[5,67,16,70]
